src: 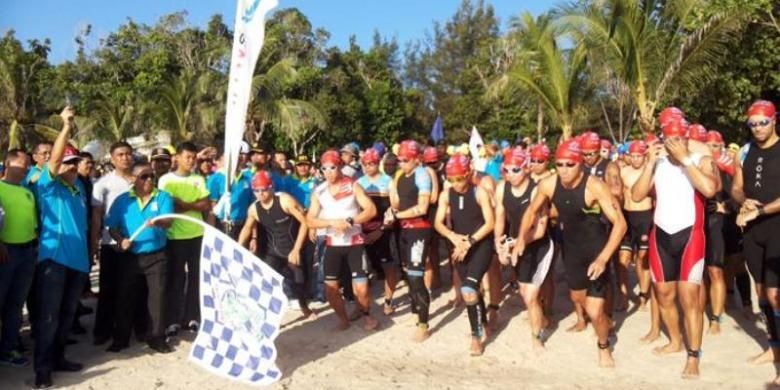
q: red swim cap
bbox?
[422,146,439,163]
[530,144,551,161]
[361,148,380,164]
[503,147,527,167]
[628,140,648,155]
[600,139,612,150]
[662,119,689,139]
[252,170,273,190]
[398,140,420,160]
[579,131,601,151]
[687,124,707,142]
[747,100,776,118]
[706,130,723,144]
[556,139,583,163]
[658,107,685,127]
[320,150,342,166]
[445,154,470,177]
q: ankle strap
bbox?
[687,349,702,359]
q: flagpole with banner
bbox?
[220,0,279,226]
[468,126,487,172]
[129,214,288,386]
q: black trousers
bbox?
[113,251,167,345]
[93,246,124,340]
[165,237,202,327]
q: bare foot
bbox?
[531,337,545,352]
[681,358,700,380]
[637,298,649,312]
[383,303,395,316]
[639,330,661,344]
[748,348,778,365]
[413,326,430,343]
[566,321,587,332]
[469,337,484,356]
[363,316,379,331]
[300,307,318,320]
[599,348,615,368]
[708,321,721,335]
[652,342,682,355]
[334,320,350,331]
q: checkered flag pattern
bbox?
[190,224,288,386]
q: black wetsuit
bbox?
[503,181,553,286]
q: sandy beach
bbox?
[1,262,776,390]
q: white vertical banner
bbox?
[469,126,487,172]
[223,0,279,216]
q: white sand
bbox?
[1,264,776,389]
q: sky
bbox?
[1,0,555,64]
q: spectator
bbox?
[207,146,255,239]
[150,147,172,183]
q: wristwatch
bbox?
[346,217,355,226]
[468,235,476,245]
[757,206,766,216]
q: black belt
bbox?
[5,239,38,249]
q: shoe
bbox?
[148,339,174,354]
[53,359,83,372]
[164,324,180,338]
[187,321,199,333]
[106,343,128,353]
[34,372,53,389]
[93,335,111,346]
[0,350,30,367]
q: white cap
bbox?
[239,141,250,154]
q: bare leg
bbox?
[640,285,662,343]
[636,249,651,310]
[325,281,349,330]
[568,290,588,332]
[382,264,399,315]
[707,266,726,335]
[449,260,464,307]
[520,284,545,351]
[483,256,502,330]
[679,282,703,379]
[584,296,614,367]
[616,250,633,311]
[652,282,683,354]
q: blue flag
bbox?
[430,116,444,143]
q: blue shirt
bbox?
[485,155,503,182]
[207,170,254,222]
[356,174,392,196]
[106,189,174,254]
[23,165,43,198]
[37,166,89,273]
[287,175,318,209]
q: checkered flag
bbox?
[190,224,288,386]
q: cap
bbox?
[645,133,660,145]
[445,154,470,177]
[361,148,381,164]
[688,124,707,142]
[555,139,583,163]
[617,143,628,155]
[706,130,723,144]
[151,147,172,161]
[320,150,342,166]
[250,142,270,154]
[294,155,312,166]
[530,144,551,161]
[398,140,420,160]
[727,143,740,153]
[500,140,511,149]
[504,147,528,167]
[251,171,273,190]
[579,131,601,151]
[747,100,776,118]
[62,145,81,163]
[340,143,359,157]
[600,139,612,150]
[662,118,689,138]
[372,141,386,157]
[422,147,439,163]
[628,140,648,155]
[658,107,685,127]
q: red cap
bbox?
[658,107,685,127]
[422,146,439,163]
[645,133,660,145]
[398,140,420,160]
[529,144,551,161]
[579,131,601,151]
[445,154,470,177]
[320,150,342,166]
[62,145,81,163]
[252,170,273,190]
[503,147,527,167]
[361,148,380,164]
[662,119,689,138]
[600,139,612,150]
[687,124,707,142]
[555,139,583,163]
[706,130,723,144]
[747,100,776,118]
[628,140,648,155]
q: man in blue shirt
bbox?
[33,107,89,390]
[286,155,320,301]
[207,151,254,239]
[106,161,174,354]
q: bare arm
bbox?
[590,178,627,266]
[173,197,211,213]
[237,206,258,248]
[281,194,308,254]
[49,107,75,177]
[515,177,553,252]
[731,158,747,205]
[305,192,329,229]
[494,181,507,241]
[686,156,720,199]
[353,183,378,225]
[433,190,455,240]
[427,167,439,204]
[472,187,495,241]
[631,155,656,202]
[90,206,103,256]
[606,161,623,201]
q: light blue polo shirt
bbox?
[106,188,174,255]
[23,165,43,198]
[207,169,254,222]
[287,175,318,209]
[37,166,89,273]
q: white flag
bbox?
[469,126,487,172]
[223,0,279,215]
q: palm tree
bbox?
[158,70,226,143]
[248,58,325,155]
[489,12,590,140]
[561,0,748,133]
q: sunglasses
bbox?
[747,119,772,128]
[556,162,577,168]
[583,152,599,157]
[320,165,338,172]
[502,167,523,175]
[254,187,273,193]
[447,176,468,184]
[137,173,155,181]
[530,159,546,164]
